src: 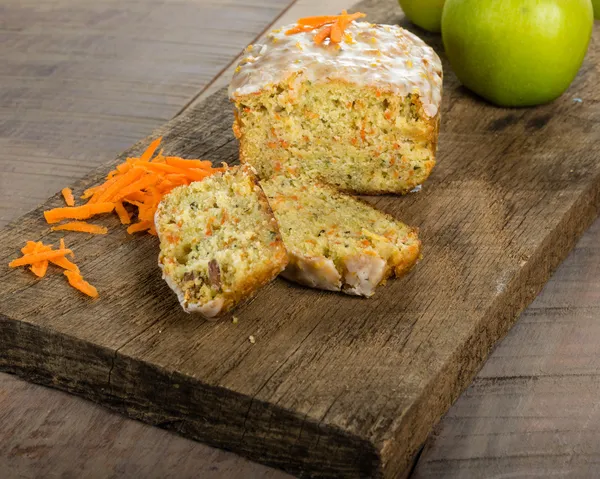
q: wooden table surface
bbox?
[1,0,599,477]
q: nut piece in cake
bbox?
[229,13,443,195]
[155,166,288,318]
[261,174,421,297]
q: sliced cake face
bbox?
[261,174,421,297]
[230,21,443,194]
[155,166,288,318]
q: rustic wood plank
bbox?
[0,0,294,227]
[0,373,292,479]
[413,217,600,478]
[2,0,600,477]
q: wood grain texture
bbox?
[0,373,292,479]
[414,217,600,478]
[2,0,600,478]
[0,0,294,227]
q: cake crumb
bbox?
[232,316,239,324]
[249,335,256,344]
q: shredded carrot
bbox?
[81,185,101,200]
[165,157,213,169]
[330,22,343,44]
[9,138,226,302]
[96,167,145,203]
[205,216,216,236]
[51,221,108,235]
[314,25,333,45]
[61,188,75,207]
[127,221,153,234]
[50,255,79,272]
[298,15,341,26]
[44,203,115,224]
[112,173,161,202]
[114,201,131,225]
[286,10,366,44]
[9,248,73,268]
[139,137,162,162]
[29,242,50,278]
[64,270,98,298]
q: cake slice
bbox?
[261,174,421,296]
[229,13,443,194]
[155,166,288,318]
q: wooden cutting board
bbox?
[2,0,600,477]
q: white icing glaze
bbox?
[229,21,443,117]
[281,251,342,291]
[342,254,387,297]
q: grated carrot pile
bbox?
[8,138,224,301]
[285,10,366,44]
[43,137,225,235]
[9,239,97,297]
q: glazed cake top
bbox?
[229,21,443,118]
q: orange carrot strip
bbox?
[165,173,190,182]
[122,191,147,203]
[330,21,343,43]
[164,157,213,169]
[314,25,332,44]
[87,176,119,204]
[50,255,79,272]
[141,162,186,175]
[61,188,75,207]
[186,169,214,182]
[9,249,73,268]
[44,203,115,224]
[81,185,101,200]
[30,261,48,277]
[127,221,153,234]
[139,137,162,162]
[112,173,161,202]
[297,15,340,26]
[96,167,145,203]
[51,221,108,235]
[64,270,98,298]
[334,12,366,40]
[21,241,48,255]
[285,24,317,35]
[29,242,49,278]
[114,201,131,225]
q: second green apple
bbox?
[442,0,593,107]
[398,0,445,33]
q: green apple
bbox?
[399,0,445,33]
[442,0,594,107]
[593,0,600,19]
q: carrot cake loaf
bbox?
[261,173,421,296]
[155,166,288,318]
[229,12,443,194]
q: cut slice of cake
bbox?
[155,166,288,318]
[229,13,443,195]
[261,174,421,296]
